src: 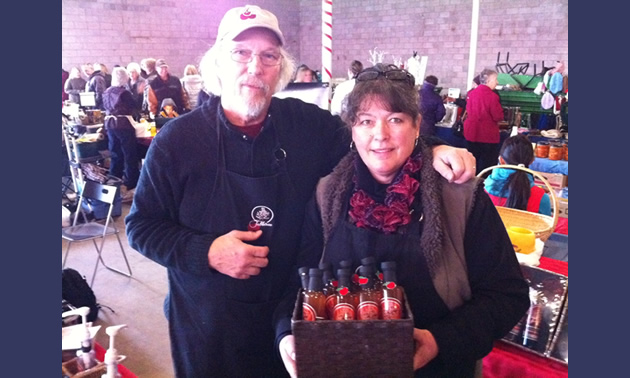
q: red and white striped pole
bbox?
[322,0,333,84]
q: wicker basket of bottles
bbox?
[291,290,415,378]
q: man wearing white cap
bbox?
[126,5,476,377]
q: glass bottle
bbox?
[298,266,310,292]
[360,256,383,291]
[340,259,360,294]
[302,268,327,321]
[522,287,543,350]
[504,314,526,343]
[380,261,404,320]
[319,261,338,319]
[357,265,381,320]
[332,268,356,320]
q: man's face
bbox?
[217,28,282,122]
[158,66,169,80]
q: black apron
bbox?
[168,116,301,377]
[321,190,475,377]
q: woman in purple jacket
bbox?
[463,69,504,174]
[418,75,446,137]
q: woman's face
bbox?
[352,97,420,184]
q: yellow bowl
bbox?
[506,226,536,254]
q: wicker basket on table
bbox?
[477,164,558,242]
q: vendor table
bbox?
[530,157,568,175]
[482,256,568,377]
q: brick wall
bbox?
[61,0,300,78]
[298,0,568,93]
[62,0,567,93]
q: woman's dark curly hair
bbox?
[341,63,419,129]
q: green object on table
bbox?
[498,90,552,114]
[497,73,542,90]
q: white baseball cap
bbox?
[217,5,285,46]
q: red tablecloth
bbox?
[482,257,568,377]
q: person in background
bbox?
[294,64,315,82]
[125,5,475,377]
[85,63,107,109]
[125,62,147,118]
[139,58,150,79]
[483,134,551,215]
[62,68,69,105]
[330,59,363,116]
[418,74,446,137]
[95,63,112,88]
[141,58,157,113]
[181,64,204,109]
[280,63,529,377]
[158,97,179,118]
[463,68,504,175]
[102,67,141,203]
[147,59,189,117]
[64,67,87,104]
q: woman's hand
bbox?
[412,328,439,371]
[431,145,476,183]
[279,335,297,378]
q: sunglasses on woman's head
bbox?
[356,65,415,87]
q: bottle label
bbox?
[357,301,380,320]
[333,302,356,320]
[303,303,317,321]
[381,297,402,320]
[523,303,542,344]
[325,294,337,318]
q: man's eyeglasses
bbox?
[356,65,415,87]
[230,49,283,66]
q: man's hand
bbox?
[208,230,269,279]
[412,328,439,371]
[279,335,297,378]
[431,145,476,183]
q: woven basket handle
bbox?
[477,164,559,233]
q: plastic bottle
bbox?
[380,261,404,320]
[357,265,381,320]
[302,268,327,321]
[62,306,97,370]
[332,268,356,320]
[102,324,128,378]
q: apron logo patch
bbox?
[250,206,274,228]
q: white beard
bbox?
[227,80,271,122]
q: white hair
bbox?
[111,67,129,87]
[126,62,141,74]
[199,41,296,96]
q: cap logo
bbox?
[240,9,257,20]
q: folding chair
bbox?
[62,180,132,287]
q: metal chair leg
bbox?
[63,240,72,268]
[90,233,133,287]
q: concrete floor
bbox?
[62,199,174,377]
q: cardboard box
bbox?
[555,197,568,219]
[533,171,568,190]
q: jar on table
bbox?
[535,141,550,158]
[563,141,568,161]
[548,142,564,160]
